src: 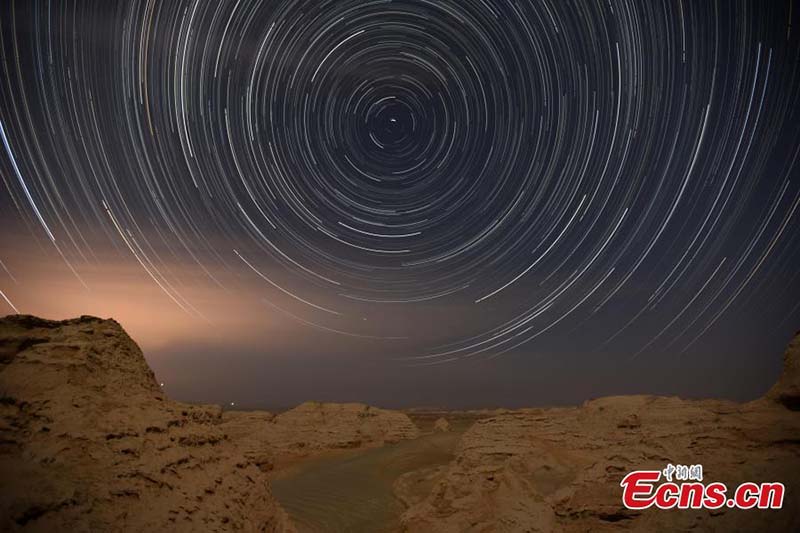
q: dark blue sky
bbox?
[1,0,799,408]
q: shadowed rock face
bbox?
[400,333,800,532]
[0,315,294,532]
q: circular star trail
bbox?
[1,0,799,365]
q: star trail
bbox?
[1,1,799,407]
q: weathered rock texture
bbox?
[0,315,294,532]
[3,314,798,533]
[433,417,450,433]
[401,332,800,532]
[223,401,420,465]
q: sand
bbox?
[270,428,461,532]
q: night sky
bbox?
[1,1,799,409]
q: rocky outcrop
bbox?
[4,314,798,532]
[401,333,800,532]
[223,401,420,465]
[0,314,422,531]
[767,329,800,410]
[0,315,294,532]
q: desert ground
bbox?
[1,314,798,531]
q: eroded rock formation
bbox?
[433,417,450,433]
[400,332,800,532]
[3,314,798,532]
[0,315,293,532]
[0,314,423,532]
[222,401,420,466]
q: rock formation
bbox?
[433,417,450,432]
[400,332,800,532]
[0,315,294,532]
[3,314,798,532]
[222,401,420,466]
[0,314,423,532]
[767,329,800,410]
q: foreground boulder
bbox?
[0,315,294,532]
[401,332,800,532]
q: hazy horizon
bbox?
[2,0,800,409]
